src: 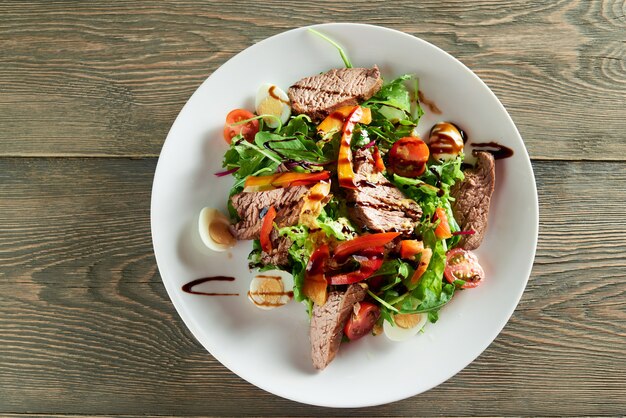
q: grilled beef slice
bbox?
[451,151,496,250]
[288,67,383,121]
[230,184,331,266]
[346,149,422,234]
[260,229,291,267]
[230,186,312,241]
[310,284,367,370]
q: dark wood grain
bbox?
[1,158,625,416]
[2,0,626,415]
[0,0,625,159]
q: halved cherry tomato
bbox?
[328,247,384,285]
[259,205,276,253]
[409,247,432,285]
[223,109,259,143]
[433,207,452,240]
[399,239,424,260]
[243,171,330,192]
[344,301,381,341]
[333,232,401,260]
[444,248,485,288]
[388,136,430,177]
[304,244,330,305]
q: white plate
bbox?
[151,23,538,408]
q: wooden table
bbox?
[2,1,625,416]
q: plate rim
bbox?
[150,22,539,408]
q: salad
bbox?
[198,31,495,370]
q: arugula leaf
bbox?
[255,132,328,164]
[365,74,412,113]
[361,75,424,151]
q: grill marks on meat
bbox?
[230,186,312,241]
[346,149,422,234]
[260,229,291,267]
[451,151,496,250]
[230,185,331,267]
[310,284,367,370]
[288,67,383,121]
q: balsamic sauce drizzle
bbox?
[181,276,239,296]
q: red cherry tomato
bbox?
[388,137,430,177]
[444,248,485,288]
[223,109,259,143]
[344,301,381,341]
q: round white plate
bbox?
[151,23,538,408]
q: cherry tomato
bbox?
[223,109,259,143]
[388,137,430,177]
[444,248,485,288]
[344,301,381,341]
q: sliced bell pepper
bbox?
[333,232,401,260]
[328,247,385,285]
[260,205,276,253]
[244,171,330,192]
[317,105,372,135]
[409,247,433,285]
[337,106,364,189]
[372,146,386,172]
[433,207,452,240]
[298,180,332,228]
[303,244,330,306]
[399,239,424,260]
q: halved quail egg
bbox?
[198,207,236,252]
[383,313,428,342]
[255,83,291,128]
[248,269,293,310]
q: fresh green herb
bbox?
[308,28,353,68]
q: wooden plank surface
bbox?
[0,0,625,160]
[1,158,625,416]
[1,0,626,415]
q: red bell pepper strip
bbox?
[303,244,330,306]
[372,146,386,172]
[259,206,276,253]
[337,106,363,189]
[433,207,452,240]
[333,232,401,260]
[328,247,385,285]
[244,171,330,192]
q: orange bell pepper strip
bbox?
[399,239,424,260]
[333,232,401,260]
[337,106,364,189]
[317,105,372,135]
[409,247,433,285]
[433,207,452,240]
[303,244,330,306]
[244,171,330,192]
[259,206,276,253]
